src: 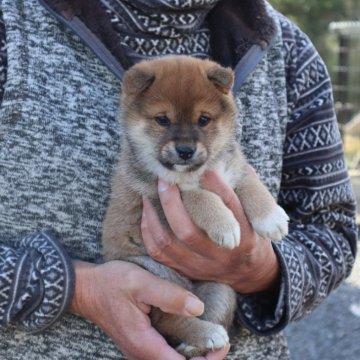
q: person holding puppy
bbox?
[0,0,357,359]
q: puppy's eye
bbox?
[155,116,171,127]
[198,115,211,127]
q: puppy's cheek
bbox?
[209,128,231,153]
[160,142,176,161]
[195,143,208,162]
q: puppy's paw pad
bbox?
[205,325,229,351]
[208,221,240,250]
[252,205,289,240]
[176,343,199,358]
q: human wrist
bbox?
[231,239,280,294]
[69,260,98,317]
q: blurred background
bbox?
[270,1,360,359]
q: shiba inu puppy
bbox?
[102,55,289,357]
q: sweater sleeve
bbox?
[0,230,75,333]
[0,8,74,334]
[0,9,7,105]
[236,15,357,335]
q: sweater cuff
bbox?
[5,230,75,333]
[236,242,290,335]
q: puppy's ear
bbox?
[207,65,234,94]
[123,66,155,96]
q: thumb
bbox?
[136,273,204,317]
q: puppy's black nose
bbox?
[176,145,195,160]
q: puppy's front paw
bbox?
[205,324,229,351]
[176,324,229,358]
[251,205,289,240]
[207,217,240,250]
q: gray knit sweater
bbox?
[0,0,357,359]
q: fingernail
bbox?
[185,294,204,316]
[158,179,170,192]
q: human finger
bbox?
[134,266,204,317]
[142,196,202,261]
[191,344,231,360]
[121,326,186,360]
[246,164,257,176]
[142,196,174,258]
[156,179,229,255]
[157,179,205,241]
[142,199,212,277]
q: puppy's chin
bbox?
[159,160,205,173]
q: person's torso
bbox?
[0,1,289,359]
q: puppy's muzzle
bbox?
[159,140,207,171]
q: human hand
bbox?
[69,260,230,360]
[141,169,280,294]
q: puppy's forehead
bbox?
[150,58,213,99]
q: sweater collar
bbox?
[207,0,277,67]
[97,0,221,63]
[40,0,277,74]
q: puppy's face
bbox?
[121,56,236,175]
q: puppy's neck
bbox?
[157,165,206,191]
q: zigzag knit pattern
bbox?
[0,231,74,332]
[0,11,6,108]
[236,14,357,335]
[100,0,215,61]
